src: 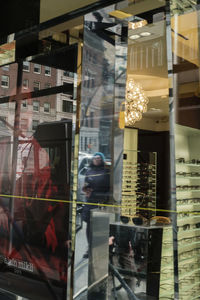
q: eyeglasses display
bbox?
[176,171,200,178]
[176,156,200,299]
[159,226,174,299]
[177,185,200,191]
[176,158,200,165]
[121,150,157,220]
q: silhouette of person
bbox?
[82,152,110,258]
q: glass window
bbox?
[33,81,40,91]
[90,111,94,127]
[23,61,30,72]
[44,82,51,89]
[62,81,71,95]
[23,79,29,89]
[63,71,74,78]
[0,116,6,127]
[62,100,73,113]
[21,118,28,130]
[2,65,9,71]
[34,64,41,74]
[32,120,39,130]
[44,66,51,76]
[1,75,9,88]
[22,100,27,108]
[33,100,39,111]
[44,102,50,113]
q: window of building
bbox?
[32,120,39,130]
[62,81,71,95]
[90,112,94,127]
[44,82,51,89]
[81,137,83,151]
[22,100,27,108]
[62,100,73,113]
[44,102,50,113]
[33,100,39,111]
[2,65,9,71]
[44,66,51,76]
[33,64,41,74]
[1,75,9,88]
[85,116,88,127]
[84,137,87,151]
[33,81,40,91]
[23,79,29,89]
[23,61,30,72]
[63,71,74,78]
[21,119,28,130]
[0,116,6,127]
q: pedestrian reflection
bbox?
[82,152,110,259]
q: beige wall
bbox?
[40,0,98,23]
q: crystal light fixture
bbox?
[125,79,149,126]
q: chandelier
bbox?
[125,79,149,126]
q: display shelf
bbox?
[176,163,200,167]
[176,189,200,193]
[121,150,157,220]
[175,124,200,298]
[176,176,200,179]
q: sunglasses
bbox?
[120,216,145,225]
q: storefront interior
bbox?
[0,0,200,300]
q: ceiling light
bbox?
[128,19,147,30]
[125,80,149,126]
[129,34,140,40]
[149,108,161,112]
[140,31,151,37]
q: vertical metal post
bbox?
[165,1,179,299]
[69,41,82,300]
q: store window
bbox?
[62,100,73,113]
[33,64,41,74]
[23,61,30,72]
[172,6,200,300]
[1,75,9,88]
[3,2,200,300]
[44,102,50,113]
[44,66,51,76]
[33,100,39,111]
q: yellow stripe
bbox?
[0,193,200,215]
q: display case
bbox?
[110,222,163,300]
[121,150,157,220]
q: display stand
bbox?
[122,150,157,220]
[175,124,200,300]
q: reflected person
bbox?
[82,152,110,259]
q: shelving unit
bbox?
[175,124,200,300]
[121,150,157,220]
